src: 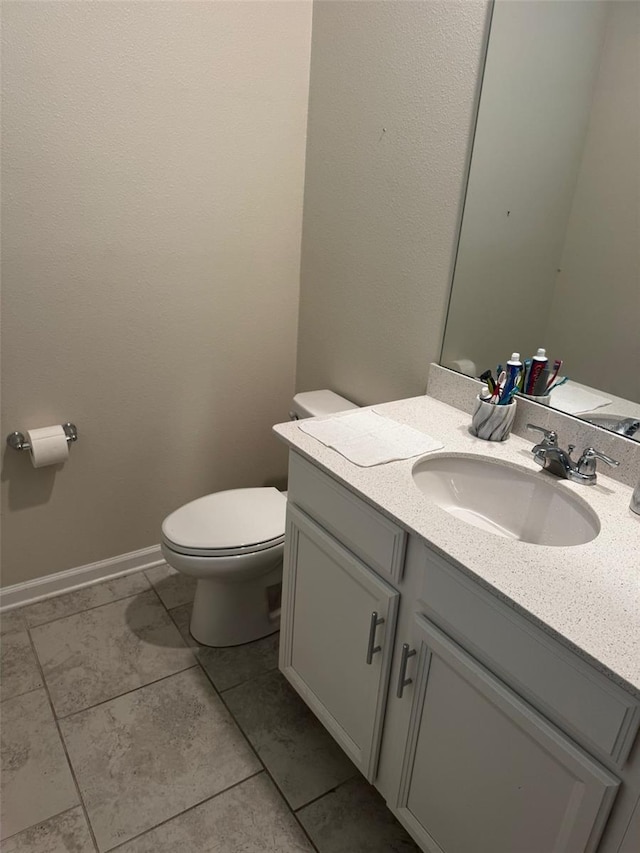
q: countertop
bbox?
[274,395,640,697]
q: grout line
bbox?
[54,663,200,721]
[0,805,92,846]
[164,607,286,706]
[22,597,268,852]
[140,587,199,658]
[0,683,45,705]
[293,772,361,814]
[141,568,194,616]
[24,581,198,723]
[218,663,280,695]
[104,769,266,852]
[142,584,191,626]
[24,628,101,853]
[21,577,153,631]
[194,659,322,853]
[158,593,336,852]
[15,575,333,853]
[163,605,281,694]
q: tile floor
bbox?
[0,566,419,852]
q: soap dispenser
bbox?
[631,479,640,515]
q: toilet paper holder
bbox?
[6,423,78,452]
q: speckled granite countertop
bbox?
[274,395,640,697]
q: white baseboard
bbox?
[0,545,165,612]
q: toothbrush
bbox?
[501,386,519,405]
[491,370,506,403]
[545,359,563,392]
[499,370,520,405]
[547,375,569,394]
[515,368,524,392]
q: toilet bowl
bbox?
[160,390,357,647]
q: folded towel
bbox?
[550,383,611,415]
[298,410,443,467]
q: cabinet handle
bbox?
[396,643,416,698]
[366,611,385,664]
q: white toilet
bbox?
[160,390,357,647]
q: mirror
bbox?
[441,0,640,440]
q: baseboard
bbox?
[0,545,165,612]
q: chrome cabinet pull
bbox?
[366,611,385,664]
[396,643,416,698]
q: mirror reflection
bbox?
[441,0,640,440]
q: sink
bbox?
[412,454,600,546]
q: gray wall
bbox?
[1,1,312,585]
[295,0,490,405]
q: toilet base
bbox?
[190,562,283,647]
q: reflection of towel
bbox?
[550,383,611,415]
[298,410,443,467]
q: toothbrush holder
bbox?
[470,395,517,441]
[520,392,551,406]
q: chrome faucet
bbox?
[527,424,619,485]
[584,415,640,438]
[609,417,639,438]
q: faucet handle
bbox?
[526,424,558,447]
[577,447,620,477]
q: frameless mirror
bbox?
[441,0,640,440]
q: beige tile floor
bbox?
[0,567,419,853]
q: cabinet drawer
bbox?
[418,547,640,767]
[287,452,406,583]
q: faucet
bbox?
[526,424,619,485]
[610,417,640,438]
[584,415,640,438]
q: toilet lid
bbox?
[162,487,287,555]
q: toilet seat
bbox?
[161,533,285,559]
[161,487,286,558]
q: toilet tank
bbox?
[289,390,358,420]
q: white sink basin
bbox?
[412,454,600,546]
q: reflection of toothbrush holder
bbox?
[520,392,551,406]
[470,396,516,442]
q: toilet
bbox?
[160,390,357,647]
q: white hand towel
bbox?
[298,410,443,467]
[550,383,611,415]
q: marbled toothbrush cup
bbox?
[470,396,516,441]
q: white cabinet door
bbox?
[280,504,399,781]
[394,614,619,853]
[618,798,640,853]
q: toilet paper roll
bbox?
[26,425,69,468]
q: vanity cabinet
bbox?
[280,451,639,853]
[394,614,618,853]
